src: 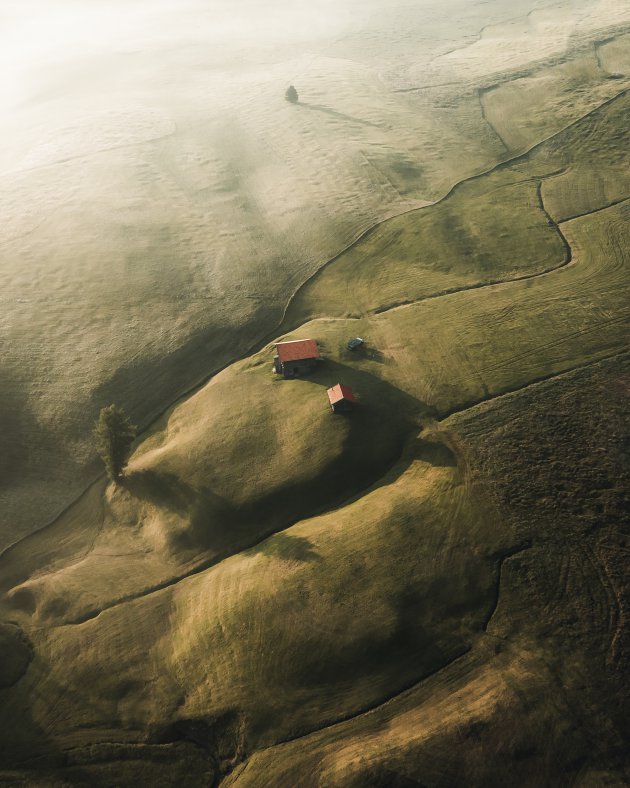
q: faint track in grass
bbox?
[440,348,630,422]
[287,114,630,331]
[479,314,630,380]
[478,85,510,153]
[582,544,621,652]
[594,36,619,74]
[395,23,630,97]
[0,123,179,181]
[559,194,630,224]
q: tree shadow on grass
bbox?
[124,469,199,516]
[299,102,384,129]
[123,469,248,556]
[412,435,457,467]
[124,467,324,565]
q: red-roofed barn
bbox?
[274,339,320,378]
[327,383,356,413]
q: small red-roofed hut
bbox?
[327,383,356,413]
[274,339,320,378]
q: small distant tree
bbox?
[94,404,137,482]
[285,85,298,103]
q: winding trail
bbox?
[280,87,628,330]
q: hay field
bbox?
[2,0,630,784]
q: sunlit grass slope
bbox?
[287,175,566,322]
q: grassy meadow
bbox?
[2,0,630,785]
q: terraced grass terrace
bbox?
[1,1,630,785]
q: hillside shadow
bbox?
[0,369,57,490]
[253,532,320,563]
[124,469,204,516]
[123,469,249,556]
[412,435,457,467]
[125,467,324,564]
[281,357,427,408]
[299,102,383,129]
[0,622,33,690]
[0,645,67,779]
[285,582,467,692]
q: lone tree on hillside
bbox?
[94,404,137,482]
[285,85,298,103]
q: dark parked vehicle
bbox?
[347,337,364,350]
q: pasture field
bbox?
[1,0,630,785]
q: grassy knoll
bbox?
[0,328,417,626]
[1,317,432,626]
[222,355,630,787]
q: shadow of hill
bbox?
[0,643,68,778]
[251,532,321,563]
[0,622,33,690]
[0,643,217,783]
